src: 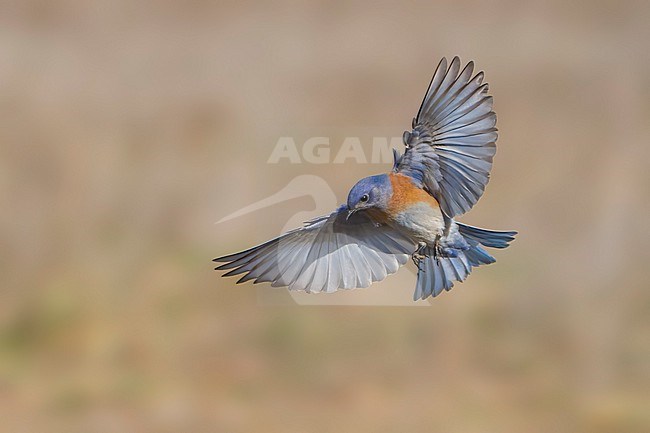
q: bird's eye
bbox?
[360,194,369,203]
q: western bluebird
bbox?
[215,57,516,300]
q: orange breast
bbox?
[387,173,440,215]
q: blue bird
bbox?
[214,57,516,300]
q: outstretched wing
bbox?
[214,206,416,293]
[396,56,497,217]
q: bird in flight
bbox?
[214,57,516,300]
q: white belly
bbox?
[392,202,444,244]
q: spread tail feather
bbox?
[413,224,516,300]
[456,223,517,249]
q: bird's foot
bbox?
[433,232,468,261]
[432,235,445,264]
[412,242,429,271]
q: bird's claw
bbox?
[412,242,429,271]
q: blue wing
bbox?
[214,206,416,293]
[396,57,497,217]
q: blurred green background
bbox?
[1,0,649,432]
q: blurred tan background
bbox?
[1,0,649,432]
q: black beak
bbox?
[346,208,357,221]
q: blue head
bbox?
[346,174,392,218]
